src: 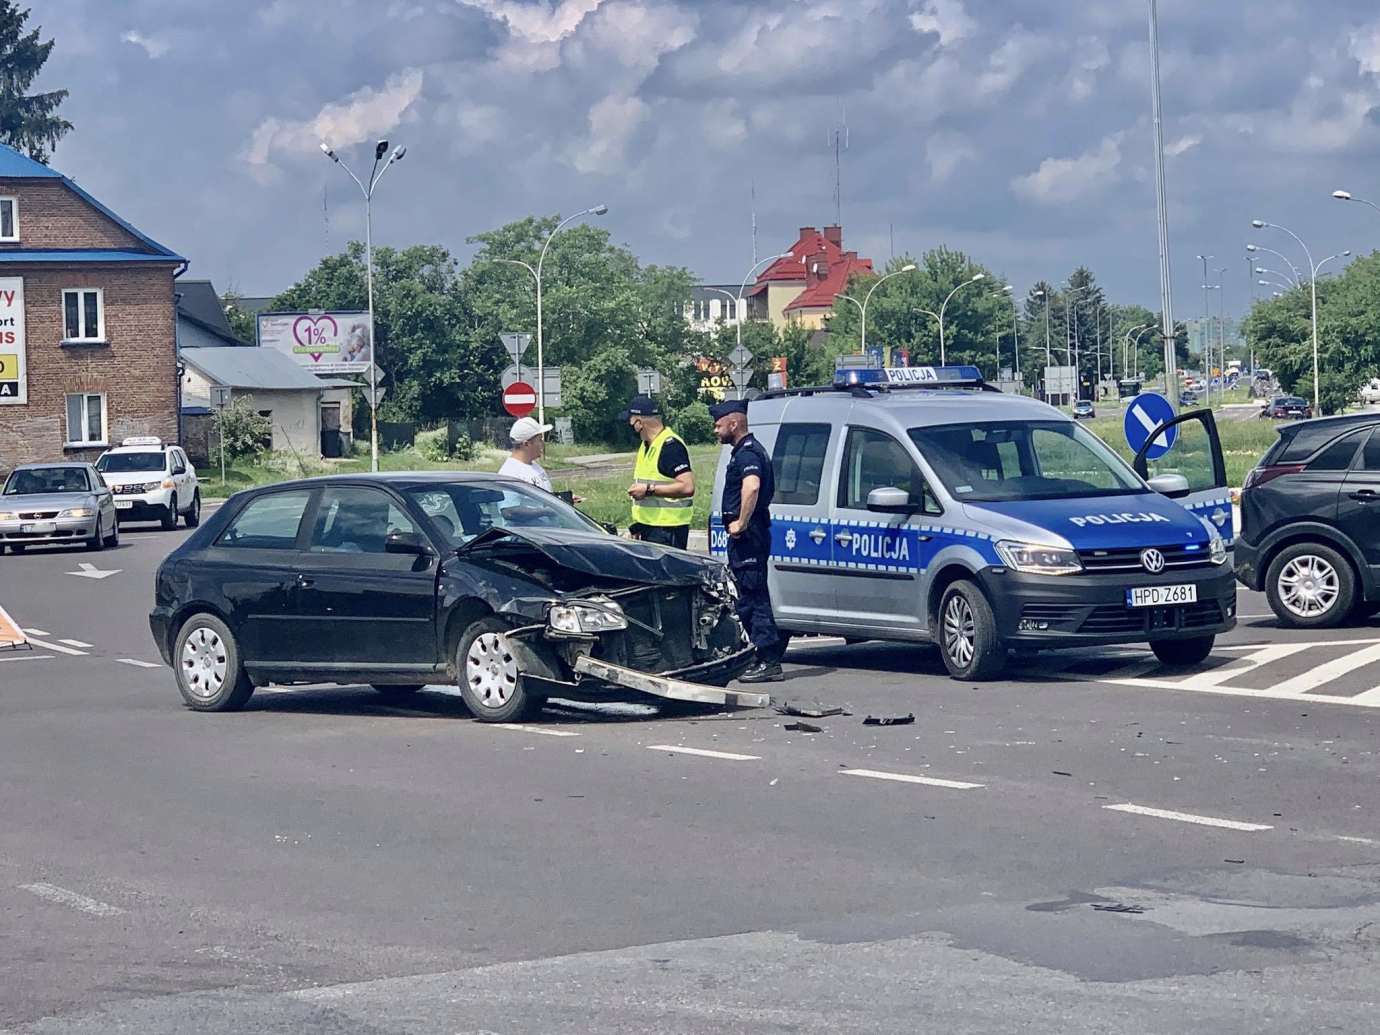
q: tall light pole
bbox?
[1245,244,1301,286]
[533,205,607,422]
[936,273,986,365]
[1195,253,1213,403]
[700,286,740,328]
[1063,285,1091,398]
[319,138,406,473]
[1002,284,1019,387]
[737,252,791,350]
[1333,190,1380,218]
[1251,218,1349,412]
[1215,266,1228,402]
[1124,323,1153,381]
[835,263,918,353]
[1147,0,1179,411]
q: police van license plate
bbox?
[115,500,133,510]
[1127,584,1197,608]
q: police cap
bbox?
[618,394,660,421]
[708,399,748,421]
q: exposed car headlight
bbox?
[548,599,629,634]
[60,506,96,518]
[0,511,15,521]
[995,540,1083,576]
[145,480,165,492]
[1209,533,1227,565]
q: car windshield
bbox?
[908,420,1146,503]
[403,480,603,547]
[96,452,165,473]
[3,468,90,495]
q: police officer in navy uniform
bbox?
[711,398,784,683]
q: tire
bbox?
[85,516,105,551]
[172,613,255,712]
[1151,635,1215,667]
[1265,542,1355,629]
[10,544,24,554]
[456,616,540,722]
[372,684,424,702]
[185,490,201,528]
[936,580,1007,681]
[104,515,119,548]
[161,495,178,531]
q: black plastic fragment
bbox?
[863,713,915,726]
[784,721,823,734]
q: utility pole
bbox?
[1148,0,1179,409]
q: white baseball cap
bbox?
[510,416,554,444]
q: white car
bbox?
[94,437,201,529]
[1360,378,1380,405]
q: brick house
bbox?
[743,225,874,330]
[0,144,185,470]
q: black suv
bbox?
[1236,414,1380,627]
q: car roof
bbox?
[749,387,1066,428]
[237,471,511,495]
[11,461,97,472]
[1282,412,1379,433]
[104,444,171,454]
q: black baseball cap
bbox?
[708,398,748,421]
[618,394,660,421]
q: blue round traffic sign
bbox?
[1124,392,1177,460]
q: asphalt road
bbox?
[3,518,1380,1033]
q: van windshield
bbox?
[908,420,1146,503]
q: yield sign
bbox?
[502,380,538,418]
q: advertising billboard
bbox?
[257,311,371,375]
[0,277,25,404]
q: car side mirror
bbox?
[866,486,914,513]
[600,521,619,536]
[385,530,432,555]
[1147,473,1191,498]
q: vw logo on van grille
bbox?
[1140,548,1166,574]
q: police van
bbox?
[710,366,1235,680]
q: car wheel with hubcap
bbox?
[1150,635,1214,667]
[104,514,119,548]
[185,490,201,528]
[173,613,255,712]
[162,494,178,531]
[937,580,1006,681]
[85,515,106,551]
[1266,542,1354,629]
[457,616,541,722]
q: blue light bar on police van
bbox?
[833,365,985,387]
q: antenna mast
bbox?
[751,178,758,265]
[828,102,848,226]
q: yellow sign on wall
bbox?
[0,278,25,404]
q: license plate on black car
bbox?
[1127,584,1197,608]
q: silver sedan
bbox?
[0,462,119,553]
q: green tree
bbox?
[0,4,70,161]
[560,347,638,443]
[220,290,257,344]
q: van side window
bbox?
[771,423,831,506]
[838,427,941,514]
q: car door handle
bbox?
[808,528,827,544]
[834,531,853,546]
[1350,490,1379,502]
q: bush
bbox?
[215,400,273,461]
[561,349,639,443]
[668,400,714,444]
[416,426,477,462]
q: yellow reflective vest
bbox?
[630,426,693,527]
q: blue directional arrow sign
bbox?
[1124,392,1177,460]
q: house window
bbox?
[0,197,17,241]
[65,393,106,446]
[62,288,105,342]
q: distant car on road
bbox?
[149,473,753,718]
[1261,396,1312,420]
[1179,389,1199,406]
[1072,399,1096,420]
[0,462,119,554]
[1360,379,1380,406]
[95,437,201,530]
[1237,413,1380,627]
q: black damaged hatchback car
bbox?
[150,474,755,721]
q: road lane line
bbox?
[492,723,580,738]
[21,628,50,637]
[1102,803,1272,832]
[840,768,984,790]
[1338,835,1379,845]
[0,654,50,663]
[58,639,93,648]
[116,658,161,669]
[22,637,87,656]
[19,882,125,917]
[1267,642,1380,696]
[647,745,761,761]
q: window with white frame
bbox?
[62,288,105,342]
[65,393,106,446]
[0,197,18,241]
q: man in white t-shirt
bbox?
[498,416,554,491]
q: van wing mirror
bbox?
[1147,473,1190,498]
[866,486,913,512]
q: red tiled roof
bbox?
[747,225,873,311]
[784,253,874,312]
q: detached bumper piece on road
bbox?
[573,653,769,710]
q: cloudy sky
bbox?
[31,0,1380,319]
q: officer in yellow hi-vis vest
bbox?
[622,394,695,549]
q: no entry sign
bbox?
[502,380,537,418]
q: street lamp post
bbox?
[1333,190,1380,218]
[835,263,919,354]
[319,138,406,473]
[1124,323,1153,381]
[1245,244,1301,286]
[532,205,607,423]
[1002,284,1018,388]
[1251,219,1349,412]
[936,273,986,365]
[701,286,740,329]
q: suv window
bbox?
[1363,429,1380,471]
[308,486,417,554]
[771,423,830,506]
[217,490,312,550]
[1278,424,1366,463]
[1308,429,1367,471]
[838,427,941,514]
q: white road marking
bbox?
[21,628,50,637]
[116,658,161,669]
[64,562,121,580]
[58,639,93,648]
[0,653,50,663]
[1102,803,1273,832]
[1337,835,1379,845]
[19,882,125,917]
[492,723,580,737]
[840,768,984,790]
[647,745,761,761]
[1188,642,1316,688]
[22,637,88,656]
[1269,641,1380,696]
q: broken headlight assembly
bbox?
[547,597,629,635]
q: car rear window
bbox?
[1307,429,1368,471]
[1275,424,1366,463]
[771,423,830,506]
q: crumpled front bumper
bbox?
[574,647,767,709]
